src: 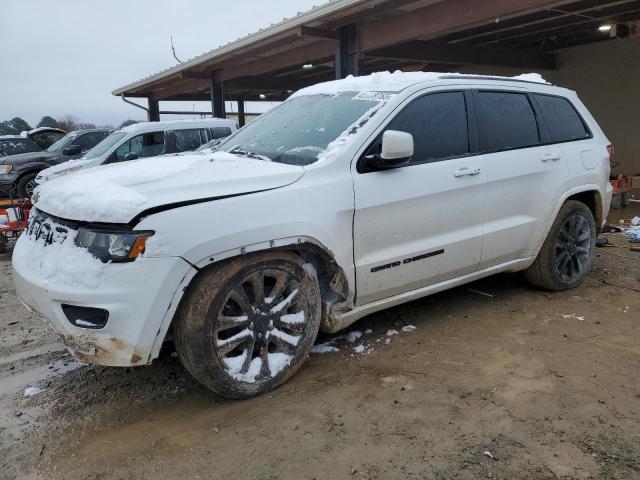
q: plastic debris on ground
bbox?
[561,313,585,321]
[619,217,640,243]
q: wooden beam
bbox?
[217,41,335,82]
[366,40,556,70]
[297,25,338,40]
[237,98,246,127]
[359,0,570,51]
[148,100,159,122]
[336,23,359,79]
[149,78,208,101]
[210,73,225,118]
[179,71,211,80]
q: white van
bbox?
[14,72,612,399]
[35,118,237,184]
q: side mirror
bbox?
[365,130,413,170]
[123,152,138,161]
[63,144,82,156]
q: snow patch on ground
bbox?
[311,343,340,353]
[311,323,419,356]
[23,386,42,397]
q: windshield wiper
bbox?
[228,147,272,162]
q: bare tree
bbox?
[56,114,80,132]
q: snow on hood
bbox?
[32,151,305,224]
[293,71,549,97]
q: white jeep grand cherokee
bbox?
[13,72,613,398]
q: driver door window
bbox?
[114,132,165,161]
[71,132,107,153]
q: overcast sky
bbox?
[0,0,320,128]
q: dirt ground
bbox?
[1,206,639,480]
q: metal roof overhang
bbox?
[113,0,640,103]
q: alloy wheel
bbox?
[554,213,592,282]
[212,268,309,384]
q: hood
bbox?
[32,151,305,224]
[0,151,55,165]
[38,158,92,179]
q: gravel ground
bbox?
[1,221,639,480]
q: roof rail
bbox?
[439,75,553,86]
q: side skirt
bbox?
[327,257,535,333]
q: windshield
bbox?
[84,132,127,160]
[220,92,384,165]
[196,137,223,152]
[46,132,77,152]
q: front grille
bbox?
[26,209,76,245]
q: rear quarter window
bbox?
[174,129,208,152]
[533,94,590,143]
[0,138,40,156]
[476,91,540,152]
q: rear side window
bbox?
[534,95,590,143]
[476,92,539,152]
[386,91,469,163]
[114,132,165,161]
[72,132,106,151]
[174,129,208,152]
[210,127,232,140]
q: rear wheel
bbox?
[16,173,37,199]
[525,200,596,291]
[175,251,321,398]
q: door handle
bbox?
[453,166,481,177]
[541,152,561,162]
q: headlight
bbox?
[75,228,154,262]
[0,165,13,174]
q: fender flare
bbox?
[147,235,352,361]
[532,184,604,258]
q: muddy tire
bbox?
[525,200,596,291]
[17,173,37,199]
[175,251,321,399]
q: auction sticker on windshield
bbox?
[353,92,395,102]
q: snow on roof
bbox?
[118,117,234,134]
[292,71,550,97]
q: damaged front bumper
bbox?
[13,243,195,367]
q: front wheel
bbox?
[525,200,596,291]
[175,251,321,398]
[17,173,37,199]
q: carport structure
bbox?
[113,0,640,173]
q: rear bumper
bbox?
[12,235,195,366]
[603,182,613,224]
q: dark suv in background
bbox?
[0,128,110,198]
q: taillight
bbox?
[607,144,619,169]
